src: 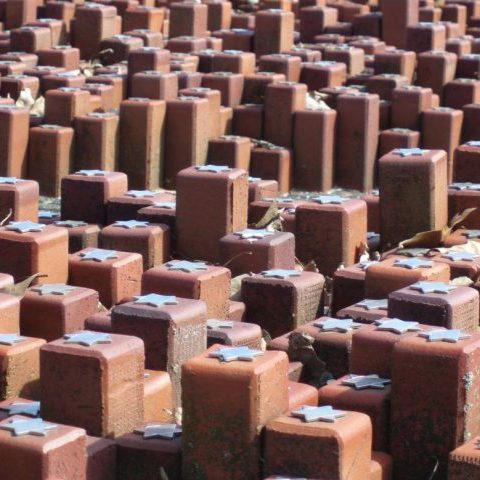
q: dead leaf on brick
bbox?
[450,276,474,287]
[254,202,280,229]
[230,273,249,300]
[303,260,319,273]
[443,240,480,255]
[16,88,35,110]
[2,273,46,297]
[399,208,477,249]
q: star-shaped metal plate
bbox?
[441,251,480,262]
[0,177,22,184]
[0,418,57,436]
[64,331,112,347]
[207,319,234,329]
[79,249,119,262]
[165,260,209,273]
[133,294,178,307]
[152,202,176,209]
[261,269,301,279]
[209,346,263,362]
[341,374,391,390]
[6,221,45,233]
[31,284,75,296]
[55,220,88,228]
[38,211,57,219]
[134,423,182,440]
[419,329,471,343]
[375,318,421,334]
[356,299,388,310]
[314,317,362,333]
[125,190,156,198]
[113,220,150,229]
[467,141,480,148]
[393,258,434,269]
[0,334,26,345]
[291,405,346,423]
[393,148,429,157]
[195,165,232,173]
[76,170,108,176]
[464,230,480,239]
[1,401,40,417]
[234,229,274,240]
[409,281,457,294]
[312,195,347,205]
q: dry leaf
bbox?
[16,88,35,110]
[443,240,480,255]
[230,274,249,300]
[2,273,46,297]
[31,96,45,116]
[303,260,319,273]
[450,276,474,286]
[254,202,280,229]
[399,208,477,249]
[306,92,331,110]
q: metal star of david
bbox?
[396,247,431,257]
[234,229,274,240]
[38,210,57,219]
[0,334,26,345]
[64,331,112,346]
[165,260,209,273]
[133,294,178,307]
[312,195,346,205]
[261,269,301,279]
[207,319,234,329]
[0,177,21,184]
[342,374,391,390]
[467,141,480,148]
[464,230,480,239]
[76,170,107,176]
[410,281,457,294]
[55,220,88,228]
[375,318,421,334]
[31,284,75,296]
[393,148,429,157]
[358,261,378,270]
[248,176,261,182]
[441,251,480,262]
[419,329,471,343]
[135,424,182,440]
[79,249,118,262]
[209,346,263,362]
[449,182,476,190]
[113,220,149,229]
[356,299,388,310]
[152,202,176,209]
[394,258,434,269]
[195,165,232,173]
[125,190,156,198]
[314,317,362,333]
[291,405,346,423]
[0,418,57,436]
[6,221,45,233]
[2,401,40,417]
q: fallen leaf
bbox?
[450,276,474,286]
[230,274,249,300]
[254,202,280,229]
[2,273,46,297]
[450,207,477,229]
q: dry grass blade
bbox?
[0,209,12,226]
